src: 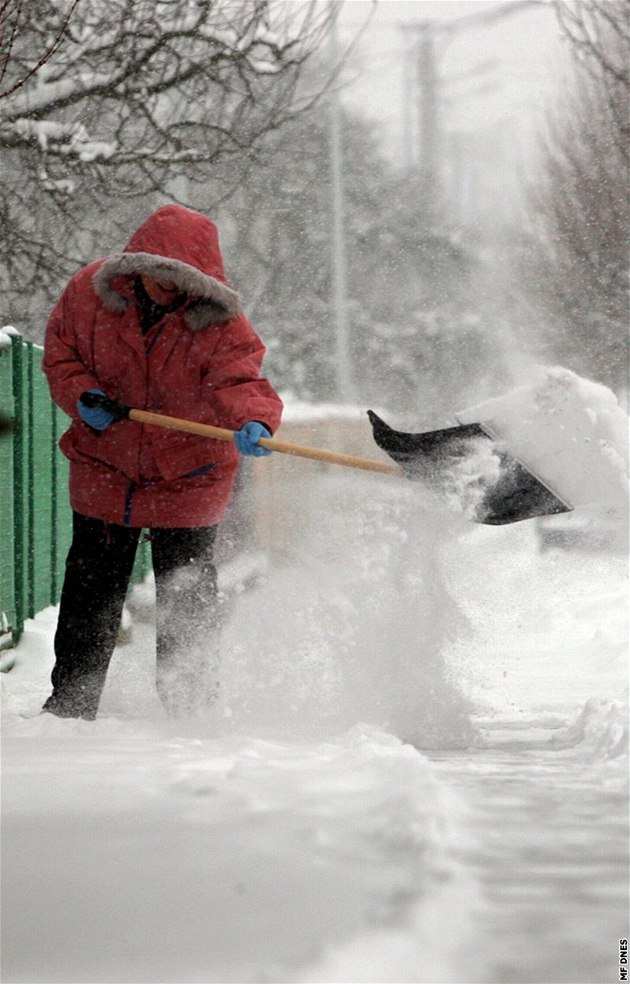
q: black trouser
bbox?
[43,513,220,720]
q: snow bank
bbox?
[457,366,629,516]
[1,711,473,984]
[549,697,629,762]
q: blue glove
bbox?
[77,388,116,430]
[234,421,272,457]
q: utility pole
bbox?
[417,23,440,212]
[328,8,354,403]
[400,1,538,215]
[400,30,416,170]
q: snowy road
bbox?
[2,475,628,983]
[431,739,628,983]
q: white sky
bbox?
[336,0,568,164]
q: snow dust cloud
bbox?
[72,466,477,749]
[95,364,629,751]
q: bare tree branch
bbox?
[555,0,630,86]
[520,1,630,391]
[0,0,81,99]
[0,0,336,335]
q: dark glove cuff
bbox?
[79,391,130,421]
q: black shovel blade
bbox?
[367,410,572,526]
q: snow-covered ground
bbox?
[2,464,627,983]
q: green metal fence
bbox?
[1,330,150,652]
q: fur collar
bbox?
[93,251,242,330]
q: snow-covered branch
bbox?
[0,0,334,333]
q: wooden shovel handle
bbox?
[129,408,404,477]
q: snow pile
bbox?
[549,697,629,762]
[457,366,629,516]
[1,714,473,984]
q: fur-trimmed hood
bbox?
[93,204,242,330]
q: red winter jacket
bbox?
[43,205,283,528]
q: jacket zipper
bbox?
[123,482,136,526]
[130,307,191,524]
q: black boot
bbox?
[43,513,140,719]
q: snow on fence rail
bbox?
[0,329,150,656]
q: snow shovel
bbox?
[367,411,572,526]
[81,394,572,526]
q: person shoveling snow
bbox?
[41,203,283,722]
[40,200,629,728]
